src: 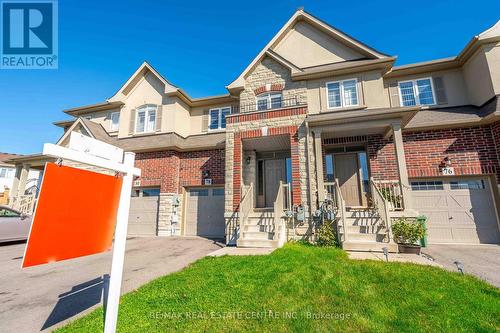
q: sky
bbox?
[0,0,499,154]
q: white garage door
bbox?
[185,187,225,238]
[128,189,159,236]
[412,178,500,244]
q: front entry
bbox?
[325,146,369,207]
[264,159,286,207]
[256,152,289,208]
[335,153,362,206]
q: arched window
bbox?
[256,92,282,111]
[136,104,157,133]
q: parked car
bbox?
[0,205,32,243]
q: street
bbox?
[0,237,222,332]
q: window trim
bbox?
[398,77,437,107]
[208,106,231,132]
[325,78,359,110]
[135,104,157,134]
[255,91,283,111]
[110,111,120,132]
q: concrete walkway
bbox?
[348,251,442,267]
[422,244,500,287]
[208,247,275,257]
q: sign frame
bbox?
[38,142,141,333]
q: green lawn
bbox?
[57,243,499,333]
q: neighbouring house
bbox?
[0,153,40,205]
[8,9,500,250]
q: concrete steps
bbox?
[238,209,278,248]
[340,208,395,253]
[343,240,398,253]
[237,238,278,248]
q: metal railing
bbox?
[239,183,254,232]
[373,180,404,211]
[324,180,348,243]
[233,95,307,114]
[273,181,288,247]
[370,178,392,243]
[10,194,37,215]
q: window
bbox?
[398,78,436,106]
[209,106,231,130]
[212,188,225,196]
[190,189,209,196]
[450,180,485,190]
[136,105,157,133]
[0,168,14,179]
[326,79,359,109]
[411,181,444,191]
[256,92,282,111]
[110,112,120,131]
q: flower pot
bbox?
[398,244,421,255]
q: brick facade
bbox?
[403,125,499,182]
[321,125,500,184]
[135,149,225,193]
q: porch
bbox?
[5,154,51,214]
[236,134,294,248]
[307,106,420,251]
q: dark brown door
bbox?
[264,159,286,207]
[334,153,362,206]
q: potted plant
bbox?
[392,217,426,254]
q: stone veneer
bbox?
[239,57,307,109]
[224,106,311,243]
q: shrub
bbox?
[316,221,338,247]
[392,217,426,245]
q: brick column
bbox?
[290,129,301,206]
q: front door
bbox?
[264,159,286,207]
[334,153,362,207]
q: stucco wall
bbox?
[384,69,470,108]
[463,47,495,106]
[272,21,364,68]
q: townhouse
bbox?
[8,9,500,250]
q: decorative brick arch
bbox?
[253,83,285,96]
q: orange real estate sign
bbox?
[22,163,123,268]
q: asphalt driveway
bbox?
[423,244,500,287]
[0,237,222,333]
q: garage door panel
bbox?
[427,227,454,243]
[412,177,499,244]
[128,196,159,236]
[413,194,446,209]
[185,187,225,238]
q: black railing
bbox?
[232,95,307,113]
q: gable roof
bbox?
[0,152,23,167]
[227,8,390,90]
[108,61,178,102]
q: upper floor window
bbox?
[136,105,157,134]
[398,78,435,106]
[0,167,14,179]
[209,106,231,130]
[256,92,282,111]
[326,79,358,109]
[110,112,120,131]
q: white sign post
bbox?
[42,134,141,333]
